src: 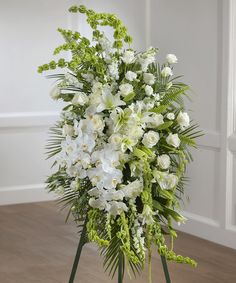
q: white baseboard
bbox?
[0,184,56,206]
[176,211,236,250]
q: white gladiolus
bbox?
[157,154,171,169]
[153,171,178,190]
[62,124,74,137]
[142,131,159,148]
[89,198,107,210]
[177,111,190,128]
[108,201,128,216]
[125,71,137,81]
[166,133,181,148]
[167,113,175,120]
[119,83,133,97]
[121,179,143,199]
[143,73,155,85]
[145,85,153,96]
[141,205,155,225]
[108,61,119,80]
[166,54,178,64]
[121,50,135,64]
[50,85,60,100]
[161,67,173,77]
[72,93,89,106]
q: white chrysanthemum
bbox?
[166,54,178,64]
[167,113,175,120]
[121,50,135,64]
[119,83,133,97]
[125,71,137,81]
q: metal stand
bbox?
[68,224,171,283]
[161,255,171,283]
[68,222,87,283]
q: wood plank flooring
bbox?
[0,201,235,283]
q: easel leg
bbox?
[68,223,87,283]
[160,256,171,283]
[118,252,124,283]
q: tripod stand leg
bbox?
[160,256,171,283]
[68,223,87,283]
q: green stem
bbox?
[68,219,87,283]
[161,256,171,283]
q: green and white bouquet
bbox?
[38,5,201,282]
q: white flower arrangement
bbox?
[38,5,202,282]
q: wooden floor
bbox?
[0,202,236,283]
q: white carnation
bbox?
[121,50,135,64]
[142,131,159,148]
[72,93,89,106]
[143,73,155,85]
[166,133,181,148]
[125,71,137,81]
[119,83,133,97]
[145,85,153,96]
[161,67,173,77]
[177,111,190,128]
[157,154,171,170]
[166,54,178,64]
[167,113,175,120]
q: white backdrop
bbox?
[0,0,235,249]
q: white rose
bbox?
[143,73,155,85]
[177,111,190,128]
[72,93,89,106]
[161,67,173,77]
[119,83,133,97]
[145,85,153,96]
[62,124,74,137]
[125,71,137,81]
[153,171,178,190]
[166,133,181,148]
[157,154,171,169]
[166,54,178,64]
[50,85,60,100]
[167,113,175,120]
[121,50,135,64]
[142,131,160,148]
[168,174,178,188]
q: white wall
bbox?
[0,0,147,204]
[0,0,235,249]
[148,0,236,249]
